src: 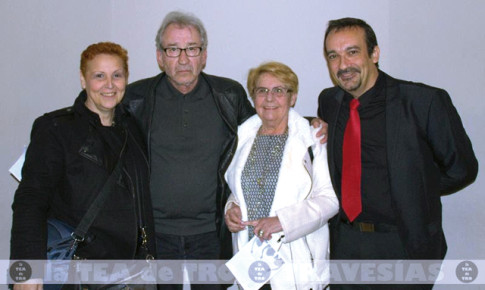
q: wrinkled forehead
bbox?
[162,23,201,44]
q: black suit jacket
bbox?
[318,72,478,259]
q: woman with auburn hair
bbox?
[10,42,155,289]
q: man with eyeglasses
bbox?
[122,11,255,289]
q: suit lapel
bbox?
[384,74,403,169]
[328,90,344,196]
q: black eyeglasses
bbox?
[162,47,203,57]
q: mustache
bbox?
[337,67,361,78]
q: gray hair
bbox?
[155,11,208,51]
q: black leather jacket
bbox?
[123,72,255,258]
[11,91,156,260]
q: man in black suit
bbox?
[318,17,478,289]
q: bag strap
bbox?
[71,130,128,242]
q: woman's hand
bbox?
[225,205,245,233]
[244,216,283,241]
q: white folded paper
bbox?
[226,237,286,290]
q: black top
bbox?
[150,76,230,235]
[334,72,396,224]
[11,91,155,260]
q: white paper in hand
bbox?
[226,236,286,290]
[9,148,26,182]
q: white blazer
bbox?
[225,109,339,289]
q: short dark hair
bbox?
[324,17,378,64]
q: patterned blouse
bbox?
[241,129,288,240]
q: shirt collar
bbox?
[343,70,385,108]
[162,75,206,100]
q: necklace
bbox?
[242,126,288,238]
[253,126,288,188]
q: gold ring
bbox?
[258,230,264,237]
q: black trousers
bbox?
[330,221,435,290]
[156,231,222,290]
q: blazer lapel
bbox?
[328,90,344,196]
[384,75,403,168]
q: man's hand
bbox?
[225,205,245,233]
[311,118,328,144]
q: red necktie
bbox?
[342,98,361,222]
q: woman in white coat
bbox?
[225,62,339,289]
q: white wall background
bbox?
[1,1,483,288]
